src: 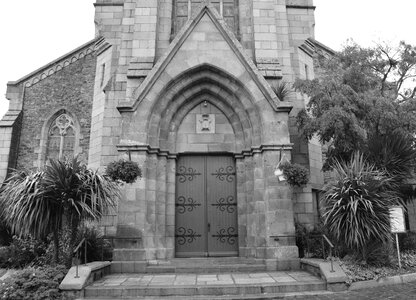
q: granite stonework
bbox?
[2,0,324,265]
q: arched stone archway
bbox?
[116,64,298,262]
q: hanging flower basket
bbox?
[105,159,142,184]
[279,161,309,187]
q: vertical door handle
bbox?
[208,223,211,232]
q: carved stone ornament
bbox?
[196,114,215,133]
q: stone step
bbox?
[84,282,326,298]
[80,290,334,299]
[149,257,264,266]
[145,258,268,273]
[145,263,267,274]
[111,258,300,274]
[111,261,268,274]
[83,271,326,299]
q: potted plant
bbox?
[105,159,142,184]
[277,161,309,187]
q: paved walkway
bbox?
[90,271,322,287]
[296,282,416,299]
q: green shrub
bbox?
[399,231,416,251]
[0,236,47,268]
[401,250,416,269]
[0,221,12,246]
[321,152,401,264]
[271,81,293,101]
[295,222,345,259]
[0,247,10,268]
[105,159,142,184]
[75,222,112,263]
[279,162,309,187]
[0,265,67,300]
[364,240,393,267]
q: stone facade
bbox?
[2,0,324,265]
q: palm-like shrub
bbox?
[321,152,401,262]
[0,158,120,267]
[367,131,416,202]
[271,81,292,101]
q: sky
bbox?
[1,0,416,119]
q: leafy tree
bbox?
[0,158,119,267]
[295,40,416,171]
[321,152,402,263]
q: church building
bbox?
[1,0,324,268]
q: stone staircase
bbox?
[82,271,327,299]
[74,258,333,299]
[143,257,267,274]
[110,257,300,274]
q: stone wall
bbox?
[176,102,236,153]
[16,54,96,170]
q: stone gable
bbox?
[16,54,96,170]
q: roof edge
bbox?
[308,38,338,56]
[8,36,104,87]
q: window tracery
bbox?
[46,113,76,161]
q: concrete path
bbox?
[296,281,416,299]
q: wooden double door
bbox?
[175,155,238,257]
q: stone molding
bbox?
[299,39,316,58]
[0,110,21,127]
[7,37,105,89]
[116,143,293,159]
[256,58,283,79]
[286,5,316,10]
[127,57,155,78]
[93,2,124,7]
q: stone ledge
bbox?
[300,258,348,291]
[349,272,416,290]
[59,261,111,291]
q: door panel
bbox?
[175,155,238,257]
[175,156,206,257]
[206,156,238,256]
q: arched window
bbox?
[46,113,75,159]
[172,0,239,37]
[36,109,81,168]
[46,113,76,161]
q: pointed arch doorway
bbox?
[175,154,238,257]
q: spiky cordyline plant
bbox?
[321,152,402,260]
[271,81,292,101]
[0,158,120,266]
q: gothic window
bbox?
[172,0,239,37]
[46,113,76,161]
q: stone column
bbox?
[145,153,158,260]
[155,156,167,259]
[236,158,248,256]
[263,149,299,270]
[166,157,177,258]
